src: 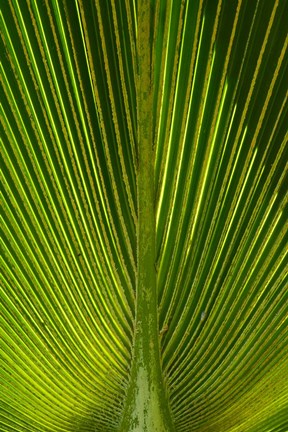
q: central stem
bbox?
[120,2,174,431]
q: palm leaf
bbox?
[1,1,287,431]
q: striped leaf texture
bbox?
[1,1,287,431]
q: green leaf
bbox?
[1,1,287,431]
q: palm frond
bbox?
[1,1,287,431]
[153,2,288,430]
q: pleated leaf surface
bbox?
[1,1,287,431]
